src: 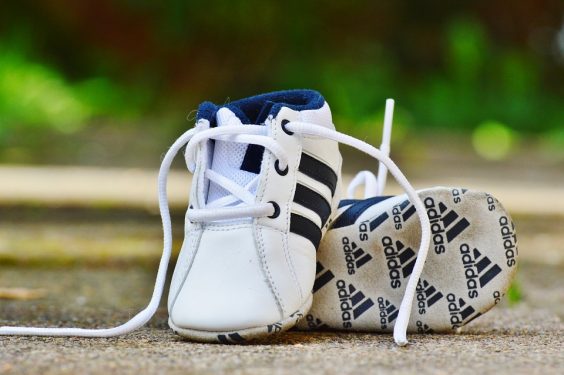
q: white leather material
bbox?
[169,224,281,331]
[167,223,202,311]
[300,102,334,130]
[255,110,302,233]
[288,232,317,301]
[254,226,304,316]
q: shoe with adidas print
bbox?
[0,91,430,346]
[166,90,431,343]
[297,100,518,342]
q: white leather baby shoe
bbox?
[167,90,345,342]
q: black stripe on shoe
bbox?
[293,184,331,226]
[298,153,338,196]
[290,213,322,249]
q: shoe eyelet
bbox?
[281,119,294,135]
[268,201,280,219]
[274,160,288,176]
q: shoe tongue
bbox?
[206,107,266,204]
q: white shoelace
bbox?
[347,99,432,345]
[0,114,430,346]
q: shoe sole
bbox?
[169,293,312,343]
[297,187,518,333]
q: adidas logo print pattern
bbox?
[459,243,502,299]
[416,279,444,314]
[446,293,481,329]
[377,297,399,330]
[392,199,416,230]
[424,197,470,254]
[337,280,375,329]
[313,262,335,293]
[382,236,416,289]
[299,187,517,334]
[341,237,373,275]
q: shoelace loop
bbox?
[184,123,289,222]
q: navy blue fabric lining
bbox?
[338,196,393,208]
[332,196,394,229]
[195,89,325,126]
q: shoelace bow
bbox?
[0,115,431,346]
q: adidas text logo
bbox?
[486,194,496,211]
[416,320,434,333]
[452,188,468,204]
[392,199,416,230]
[499,216,517,267]
[305,314,329,330]
[377,297,399,330]
[382,236,416,289]
[342,236,373,275]
[313,262,334,293]
[336,280,375,329]
[416,279,444,314]
[424,197,470,254]
[460,243,502,299]
[446,293,481,329]
[392,199,415,230]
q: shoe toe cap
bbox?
[169,227,281,332]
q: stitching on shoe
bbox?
[283,110,306,301]
[204,224,253,231]
[249,116,285,317]
[255,225,286,315]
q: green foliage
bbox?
[0,49,148,139]
[0,2,562,163]
[0,50,90,133]
[507,280,523,306]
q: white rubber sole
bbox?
[169,293,312,343]
[297,187,518,333]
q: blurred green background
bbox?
[1,0,563,166]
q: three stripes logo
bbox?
[460,243,502,299]
[382,236,416,289]
[424,197,470,255]
[342,237,373,275]
[392,199,416,230]
[447,293,482,329]
[217,333,245,344]
[305,314,329,330]
[312,262,335,293]
[377,297,399,330]
[290,153,338,249]
[416,279,444,314]
[336,280,375,329]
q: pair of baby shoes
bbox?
[0,90,517,346]
[166,90,517,345]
